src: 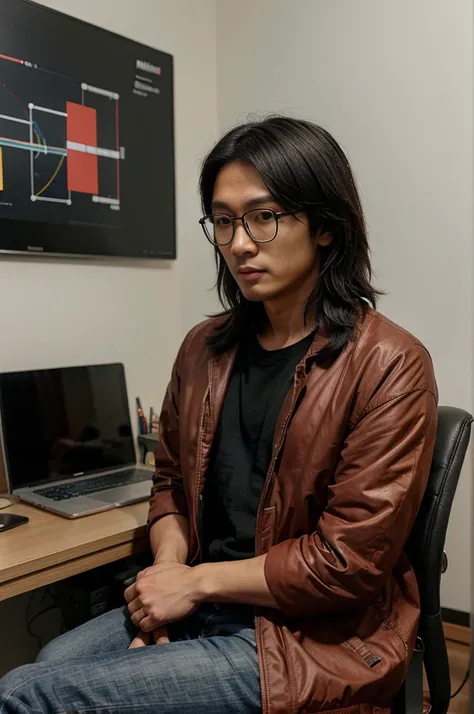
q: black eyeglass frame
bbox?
[198,208,300,246]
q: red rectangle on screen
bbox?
[66,102,98,194]
[67,151,98,194]
[66,102,97,146]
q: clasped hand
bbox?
[125,562,200,635]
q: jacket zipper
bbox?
[254,363,306,557]
[254,362,306,714]
[189,384,210,565]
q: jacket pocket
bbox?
[343,636,382,668]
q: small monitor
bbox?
[0,362,136,489]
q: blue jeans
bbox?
[0,604,261,713]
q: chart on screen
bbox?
[0,53,123,226]
[0,0,175,259]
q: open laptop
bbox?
[0,363,154,518]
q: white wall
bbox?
[216,0,474,612]
[0,0,218,674]
[0,0,218,408]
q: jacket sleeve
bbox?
[264,346,438,617]
[147,339,190,532]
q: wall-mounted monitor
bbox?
[0,0,175,259]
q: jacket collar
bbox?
[209,327,330,385]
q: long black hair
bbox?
[200,116,381,363]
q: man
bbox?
[0,117,437,714]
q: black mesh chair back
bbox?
[397,406,473,714]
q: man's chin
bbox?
[238,285,263,301]
[239,286,276,303]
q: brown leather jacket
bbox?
[148,309,438,714]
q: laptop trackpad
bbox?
[89,481,152,505]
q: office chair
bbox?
[393,406,473,714]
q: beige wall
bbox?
[0,0,218,673]
[216,0,474,612]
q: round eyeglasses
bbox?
[199,208,299,246]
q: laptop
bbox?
[0,363,154,518]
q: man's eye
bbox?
[215,216,232,227]
[255,210,274,222]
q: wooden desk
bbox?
[0,502,149,601]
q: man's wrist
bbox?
[153,553,184,565]
[153,552,170,564]
[189,563,216,603]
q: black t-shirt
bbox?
[201,332,314,563]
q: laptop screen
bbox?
[0,363,136,490]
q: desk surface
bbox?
[0,501,149,601]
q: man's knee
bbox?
[36,638,60,662]
[0,664,38,712]
[37,606,131,663]
[36,633,73,662]
[36,628,92,662]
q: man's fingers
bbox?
[124,583,137,604]
[152,626,170,645]
[140,614,161,633]
[129,631,150,649]
[130,608,161,632]
[128,628,168,648]
[127,597,143,616]
[130,607,146,628]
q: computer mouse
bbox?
[0,513,29,532]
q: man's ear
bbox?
[317,232,333,247]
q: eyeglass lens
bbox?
[203,209,278,245]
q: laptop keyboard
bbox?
[34,469,151,501]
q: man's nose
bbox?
[230,220,257,256]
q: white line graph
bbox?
[92,196,120,205]
[66,140,120,160]
[81,83,119,100]
[31,195,71,204]
[0,113,30,125]
[29,103,67,117]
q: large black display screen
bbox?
[0,0,175,258]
